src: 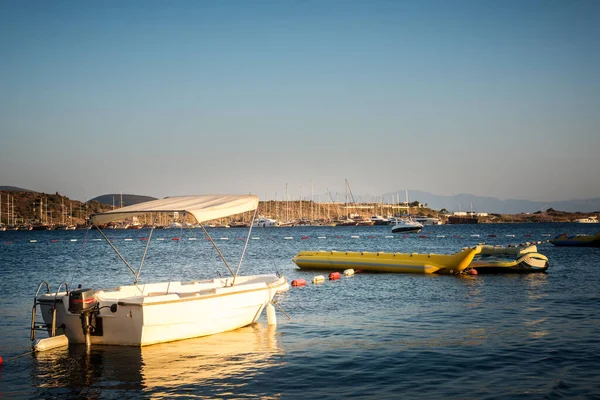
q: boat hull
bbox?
[549,233,600,247]
[391,226,422,233]
[292,247,482,274]
[38,275,288,346]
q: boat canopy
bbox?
[90,195,258,226]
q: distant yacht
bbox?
[415,216,442,226]
[370,215,389,225]
[252,216,279,227]
[574,216,598,223]
[390,217,423,234]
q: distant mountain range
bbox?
[0,186,35,192]
[89,194,158,207]
[3,186,600,214]
[391,190,600,214]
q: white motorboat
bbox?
[31,195,289,349]
[252,216,279,227]
[414,216,442,225]
[370,215,389,225]
[574,216,598,223]
[390,217,423,233]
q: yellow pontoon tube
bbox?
[292,246,482,275]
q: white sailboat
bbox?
[31,195,289,349]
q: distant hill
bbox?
[90,194,158,207]
[382,190,600,214]
[0,186,36,192]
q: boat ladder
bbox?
[30,281,69,343]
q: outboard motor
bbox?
[68,288,97,314]
[68,288,98,347]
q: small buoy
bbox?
[284,236,293,240]
[467,269,478,275]
[291,279,306,287]
[301,236,310,240]
[343,269,354,277]
[355,269,363,274]
[312,275,325,284]
[172,238,180,241]
[0,355,3,365]
[418,235,427,238]
[351,235,360,239]
[329,272,341,280]
[318,236,327,239]
[487,234,497,238]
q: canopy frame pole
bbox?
[234,207,258,284]
[135,212,158,284]
[94,225,137,280]
[200,224,235,279]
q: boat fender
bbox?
[467,269,478,275]
[291,279,307,287]
[329,272,341,280]
[267,303,277,326]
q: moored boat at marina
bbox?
[574,216,598,223]
[31,195,289,349]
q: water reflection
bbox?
[32,323,283,398]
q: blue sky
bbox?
[1,0,599,202]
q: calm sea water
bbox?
[1,223,600,399]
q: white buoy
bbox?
[266,303,277,326]
[284,237,293,240]
[351,235,360,239]
[318,236,327,239]
[343,269,355,277]
[312,275,325,284]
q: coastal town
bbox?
[1,188,597,231]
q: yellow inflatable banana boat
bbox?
[292,246,482,275]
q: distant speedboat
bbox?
[370,215,389,225]
[252,217,279,228]
[390,217,423,233]
[574,216,598,223]
[414,216,442,226]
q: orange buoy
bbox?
[329,272,341,280]
[291,279,307,287]
[467,269,478,275]
[301,236,310,240]
[172,238,180,241]
[0,355,3,365]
